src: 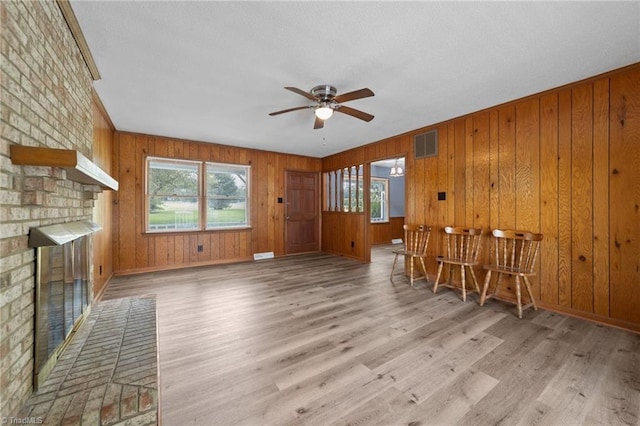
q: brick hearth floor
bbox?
[20,296,159,425]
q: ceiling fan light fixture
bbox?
[315,106,333,120]
[270,85,374,128]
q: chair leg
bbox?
[460,265,466,302]
[494,274,505,300]
[515,276,523,319]
[480,271,492,306]
[522,276,538,311]
[409,258,415,287]
[468,267,481,294]
[390,254,399,281]
[419,257,428,284]
[433,262,444,294]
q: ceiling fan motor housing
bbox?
[311,85,337,101]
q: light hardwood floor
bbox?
[103,246,640,426]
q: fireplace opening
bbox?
[30,221,101,389]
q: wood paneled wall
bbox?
[370,217,405,245]
[322,64,640,332]
[112,132,321,274]
[92,93,115,300]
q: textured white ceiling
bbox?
[71,1,640,158]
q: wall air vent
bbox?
[414,130,438,159]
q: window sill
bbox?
[143,226,252,236]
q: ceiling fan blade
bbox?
[335,105,374,122]
[284,86,318,101]
[334,88,374,104]
[313,115,324,129]
[269,106,311,116]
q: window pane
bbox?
[207,166,246,195]
[357,165,364,212]
[370,178,389,223]
[206,162,250,229]
[207,198,247,227]
[148,160,199,196]
[148,196,199,231]
[147,157,200,233]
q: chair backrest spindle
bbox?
[490,229,543,274]
[403,224,431,256]
[443,226,483,263]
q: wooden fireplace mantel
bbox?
[10,145,118,191]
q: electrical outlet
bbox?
[351,241,355,248]
[197,245,204,252]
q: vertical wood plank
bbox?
[465,117,475,226]
[592,78,610,317]
[424,155,439,269]
[515,98,540,232]
[557,89,573,308]
[447,123,456,226]
[473,113,491,230]
[498,106,516,230]
[571,84,594,313]
[454,120,467,225]
[516,98,541,300]
[436,125,449,255]
[118,133,137,271]
[414,156,426,225]
[539,93,560,305]
[488,110,500,231]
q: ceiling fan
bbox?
[269,85,375,129]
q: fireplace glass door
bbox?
[35,236,89,387]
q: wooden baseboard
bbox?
[537,302,640,334]
[113,256,255,276]
[92,272,113,303]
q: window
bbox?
[206,163,248,229]
[147,158,200,231]
[370,177,389,223]
[146,157,250,232]
[323,164,364,213]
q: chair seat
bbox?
[483,264,537,277]
[394,249,425,257]
[437,257,476,267]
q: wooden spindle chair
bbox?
[433,226,484,301]
[480,229,543,318]
[390,224,431,287]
